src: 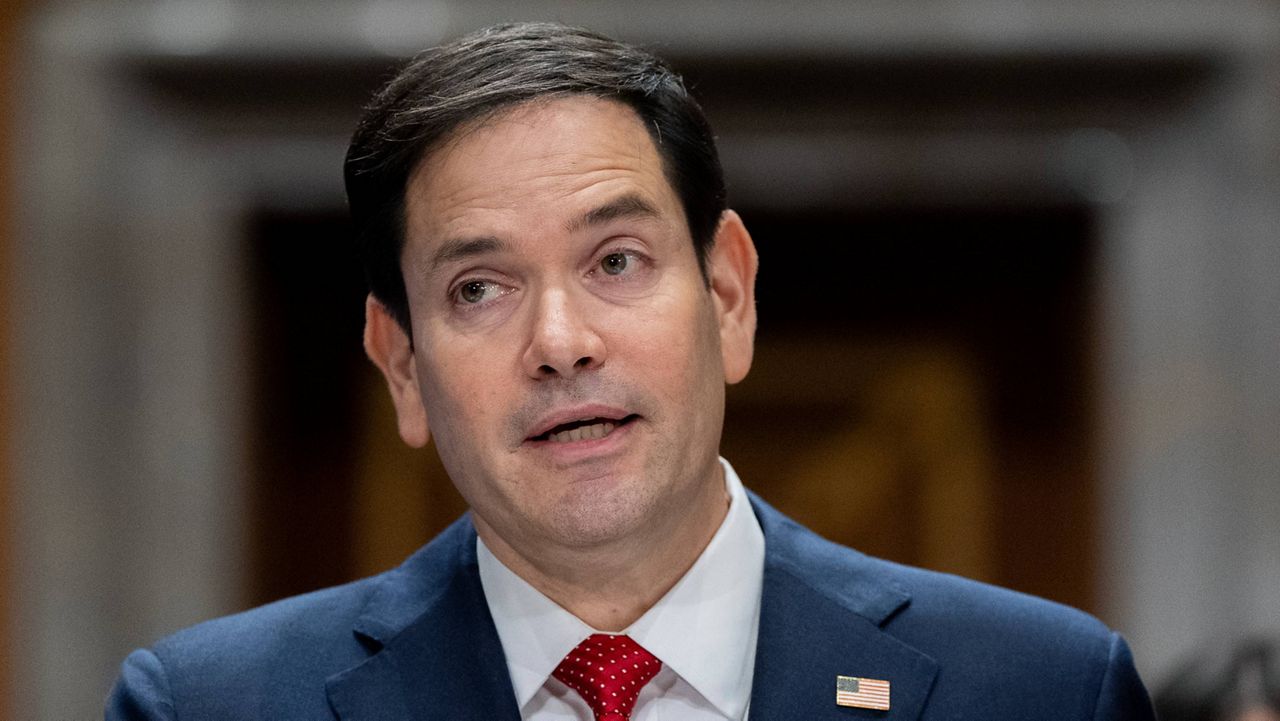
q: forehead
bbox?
[403,96,681,245]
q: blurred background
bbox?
[2,1,1278,718]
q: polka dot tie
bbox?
[552,633,662,721]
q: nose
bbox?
[521,285,605,380]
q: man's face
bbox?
[376,96,755,556]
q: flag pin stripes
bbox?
[835,675,891,711]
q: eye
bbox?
[588,248,654,292]
[600,252,630,276]
[454,279,509,305]
[460,281,488,303]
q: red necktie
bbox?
[552,634,662,721]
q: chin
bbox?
[542,484,659,548]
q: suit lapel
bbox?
[748,494,939,720]
[323,494,939,720]
[325,516,522,721]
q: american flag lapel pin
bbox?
[835,675,891,711]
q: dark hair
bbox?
[344,22,726,332]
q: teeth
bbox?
[548,421,617,443]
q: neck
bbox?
[475,464,731,631]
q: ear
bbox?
[363,295,430,448]
[707,210,758,384]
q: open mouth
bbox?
[530,414,639,443]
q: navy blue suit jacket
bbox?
[106,493,1155,720]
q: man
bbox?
[107,23,1156,720]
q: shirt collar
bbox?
[478,458,764,719]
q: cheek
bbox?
[626,291,722,395]
[415,340,508,443]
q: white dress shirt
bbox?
[478,458,765,720]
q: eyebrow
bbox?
[427,194,660,271]
[429,235,508,270]
[564,194,661,234]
